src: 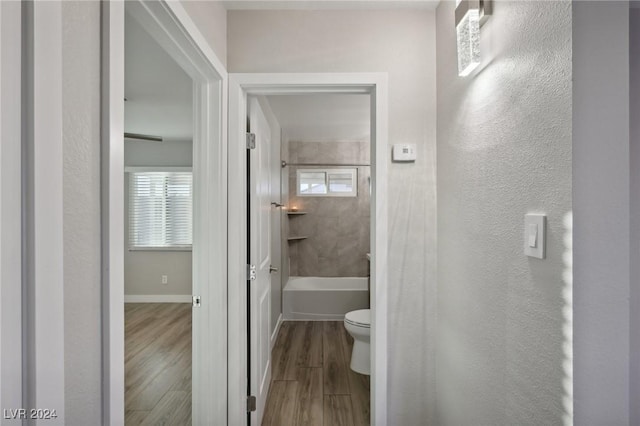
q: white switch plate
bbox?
[524,214,546,259]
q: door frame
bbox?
[101,2,227,424]
[228,73,389,425]
[0,0,24,415]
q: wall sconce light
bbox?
[456,0,491,77]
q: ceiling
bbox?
[266,94,370,142]
[124,0,433,143]
[124,11,192,142]
[222,0,439,10]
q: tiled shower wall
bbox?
[286,141,370,277]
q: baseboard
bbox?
[124,295,192,303]
[270,313,283,350]
[284,311,346,321]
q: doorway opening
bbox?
[123,8,194,424]
[228,73,389,425]
[102,1,227,424]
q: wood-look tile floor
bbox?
[124,303,192,426]
[263,321,370,426]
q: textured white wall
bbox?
[181,0,227,66]
[573,2,630,424]
[631,10,640,425]
[62,1,102,424]
[228,10,437,423]
[59,0,227,420]
[436,1,572,424]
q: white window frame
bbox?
[126,166,193,251]
[296,168,358,197]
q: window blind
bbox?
[129,171,193,248]
[297,168,357,197]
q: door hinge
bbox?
[247,264,257,281]
[246,395,256,412]
[246,133,256,149]
[192,295,201,308]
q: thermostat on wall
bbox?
[392,144,417,162]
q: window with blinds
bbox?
[296,168,358,197]
[128,171,193,249]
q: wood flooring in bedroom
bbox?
[124,303,192,426]
[262,321,370,426]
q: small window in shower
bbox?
[297,168,357,197]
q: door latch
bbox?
[192,295,201,308]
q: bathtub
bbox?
[283,276,369,320]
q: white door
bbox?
[248,97,272,425]
[269,105,282,348]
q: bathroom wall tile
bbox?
[295,142,321,163]
[287,140,371,277]
[289,243,298,276]
[357,142,370,163]
[313,220,340,257]
[314,257,329,277]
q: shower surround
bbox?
[287,141,370,277]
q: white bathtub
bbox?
[283,276,369,320]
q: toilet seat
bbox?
[345,309,370,328]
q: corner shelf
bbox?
[287,236,308,241]
[287,211,307,216]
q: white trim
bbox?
[0,0,23,415]
[101,2,125,424]
[270,313,283,350]
[228,72,389,426]
[124,166,192,173]
[102,1,228,425]
[26,2,66,422]
[128,246,192,252]
[124,295,192,303]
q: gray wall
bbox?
[631,9,640,425]
[573,2,631,424]
[287,141,370,277]
[60,1,226,421]
[124,140,193,297]
[436,1,572,424]
[181,1,227,67]
[229,10,437,423]
[62,1,102,424]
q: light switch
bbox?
[524,214,546,259]
[528,224,538,248]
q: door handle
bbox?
[271,202,283,208]
[269,265,279,273]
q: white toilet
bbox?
[344,309,371,375]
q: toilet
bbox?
[344,309,371,375]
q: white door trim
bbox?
[101,2,228,424]
[0,0,23,416]
[228,72,389,425]
[23,2,66,422]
